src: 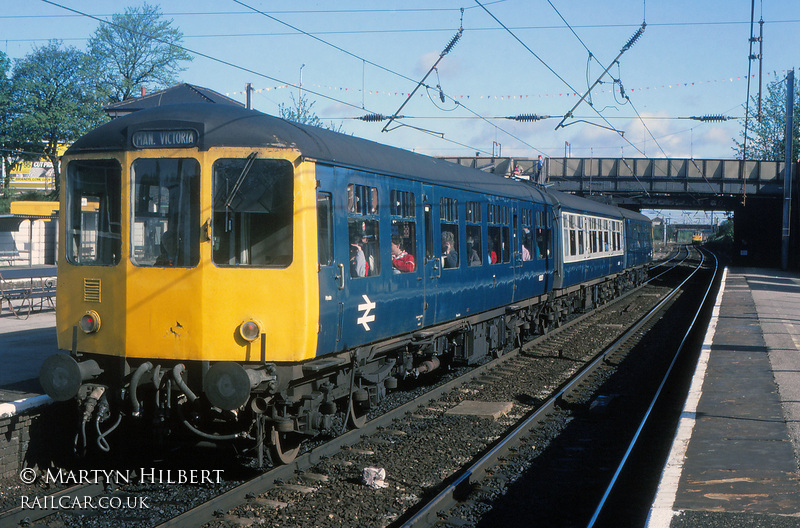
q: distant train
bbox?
[692,231,705,244]
[39,103,653,463]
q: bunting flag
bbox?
[227,69,797,101]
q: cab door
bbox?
[315,165,344,355]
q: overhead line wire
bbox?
[233,0,544,156]
[547,1,670,160]
[38,0,351,110]
[474,1,580,97]
[546,0,600,68]
[230,0,542,156]
[230,0,424,89]
[230,0,543,157]
[9,12,799,29]
[475,0,648,158]
[39,0,498,156]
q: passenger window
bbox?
[440,197,459,269]
[347,184,378,214]
[441,228,459,269]
[465,201,481,223]
[520,209,532,261]
[348,219,379,278]
[390,190,417,274]
[566,214,577,257]
[466,225,482,266]
[466,201,482,266]
[488,204,510,264]
[488,204,500,264]
[488,225,501,264]
[391,221,416,273]
[501,226,510,263]
[536,210,551,259]
[390,189,414,217]
[212,157,293,267]
[424,204,433,262]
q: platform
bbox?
[648,268,800,526]
[0,308,56,407]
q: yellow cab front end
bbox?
[50,142,320,404]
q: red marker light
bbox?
[239,320,260,342]
[79,311,101,333]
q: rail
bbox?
[586,248,719,526]
[399,248,709,526]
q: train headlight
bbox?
[239,320,261,342]
[79,310,101,333]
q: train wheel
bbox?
[269,427,302,465]
[347,396,369,429]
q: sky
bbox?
[2,1,798,223]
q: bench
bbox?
[0,265,56,319]
[0,250,23,266]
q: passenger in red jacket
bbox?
[391,236,416,273]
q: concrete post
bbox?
[782,70,795,270]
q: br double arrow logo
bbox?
[357,294,376,331]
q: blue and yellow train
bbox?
[39,103,652,463]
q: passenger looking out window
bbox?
[466,235,482,266]
[391,236,415,273]
[488,238,498,264]
[488,227,501,264]
[521,227,532,261]
[390,196,417,274]
[348,219,379,278]
[536,228,548,259]
[441,230,458,269]
[350,234,367,277]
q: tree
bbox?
[10,40,107,196]
[278,93,345,133]
[734,74,800,161]
[88,3,193,103]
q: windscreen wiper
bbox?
[223,151,257,209]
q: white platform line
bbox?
[645,267,728,528]
[0,394,53,419]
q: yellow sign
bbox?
[5,145,68,191]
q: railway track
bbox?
[3,246,704,528]
[176,247,703,527]
[401,246,717,527]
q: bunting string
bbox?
[226,69,798,102]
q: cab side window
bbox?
[317,192,332,266]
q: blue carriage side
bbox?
[311,150,556,359]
